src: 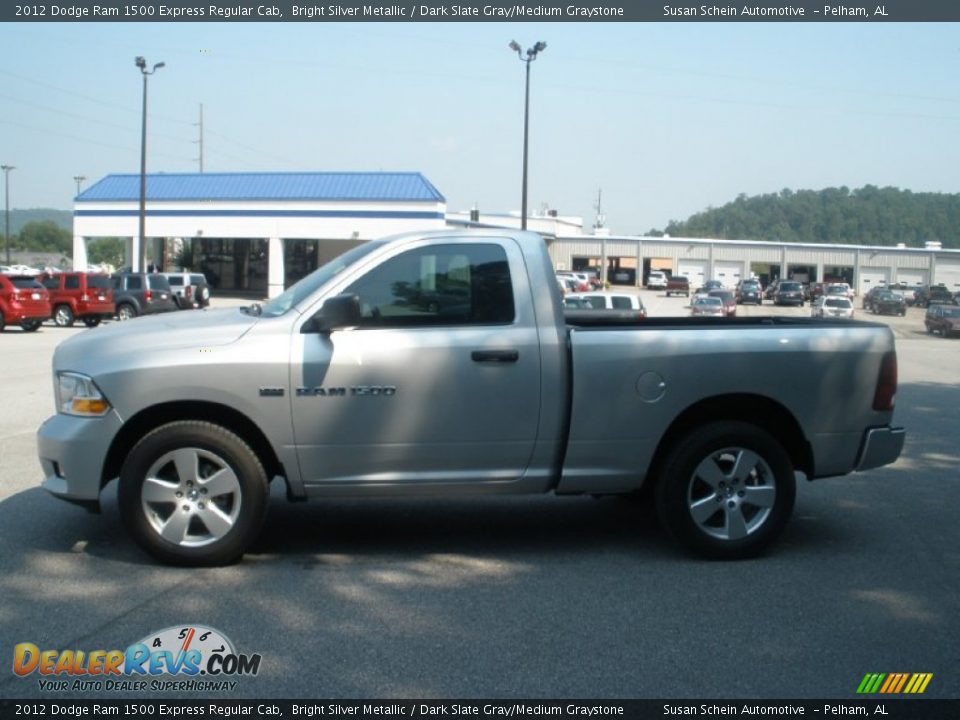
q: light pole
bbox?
[136,56,164,272]
[1,165,14,265]
[73,175,86,197]
[508,40,546,231]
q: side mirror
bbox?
[304,293,361,334]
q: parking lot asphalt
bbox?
[0,293,957,700]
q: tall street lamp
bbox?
[2,165,14,265]
[136,56,164,272]
[508,40,546,231]
[73,175,86,197]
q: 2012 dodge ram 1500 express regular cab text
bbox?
[38,230,905,566]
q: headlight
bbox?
[56,373,111,417]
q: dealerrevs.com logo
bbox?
[12,625,262,693]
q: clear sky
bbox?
[2,21,959,233]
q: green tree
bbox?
[14,221,72,254]
[87,238,125,269]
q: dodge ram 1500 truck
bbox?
[38,230,905,565]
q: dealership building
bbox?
[73,172,447,298]
[73,171,960,296]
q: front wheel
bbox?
[20,320,42,332]
[119,421,270,566]
[83,316,102,328]
[655,421,796,559]
[116,303,137,321]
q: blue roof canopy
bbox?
[78,172,445,203]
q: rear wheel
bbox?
[0,310,5,332]
[20,320,42,332]
[54,304,75,327]
[83,317,102,328]
[656,421,795,559]
[119,421,270,566]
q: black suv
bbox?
[736,280,762,305]
[773,281,805,306]
[111,272,178,320]
[914,284,957,308]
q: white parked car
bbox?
[812,296,855,319]
[566,291,646,316]
[646,270,668,289]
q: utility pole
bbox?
[195,103,204,173]
[596,188,608,287]
[2,165,14,266]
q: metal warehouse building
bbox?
[73,172,446,297]
[547,235,960,294]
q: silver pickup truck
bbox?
[37,230,905,565]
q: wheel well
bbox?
[647,394,814,485]
[102,401,285,489]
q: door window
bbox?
[344,244,515,327]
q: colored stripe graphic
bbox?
[857,673,885,694]
[857,673,932,694]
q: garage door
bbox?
[858,267,889,296]
[935,258,960,293]
[713,261,743,288]
[896,269,928,286]
[677,260,707,288]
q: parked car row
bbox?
[0,270,213,332]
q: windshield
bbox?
[825,298,851,308]
[260,241,386,318]
[780,282,802,291]
[942,307,960,317]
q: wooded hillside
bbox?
[654,186,959,248]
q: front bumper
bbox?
[856,426,906,471]
[37,410,124,510]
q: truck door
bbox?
[290,238,542,489]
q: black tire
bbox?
[0,310,5,332]
[116,303,137,321]
[197,286,211,307]
[118,421,270,566]
[83,317,102,328]
[20,320,42,332]
[54,304,75,327]
[655,421,796,560]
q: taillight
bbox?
[185,286,193,299]
[873,351,898,411]
[144,289,153,301]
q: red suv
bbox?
[0,274,52,332]
[39,271,115,328]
